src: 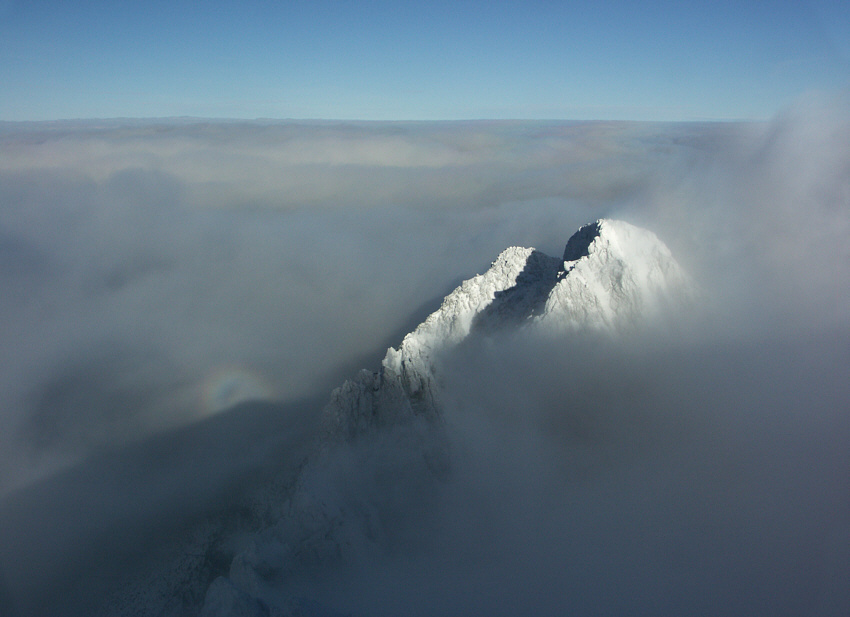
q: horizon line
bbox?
[0,115,762,127]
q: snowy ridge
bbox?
[192,218,694,617]
[322,219,693,439]
[321,244,545,439]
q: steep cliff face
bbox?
[322,219,693,440]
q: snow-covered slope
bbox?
[173,219,693,617]
[322,218,693,440]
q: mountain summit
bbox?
[171,219,696,617]
[323,219,693,439]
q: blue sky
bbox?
[1,0,849,121]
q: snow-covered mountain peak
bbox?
[541,218,692,331]
[322,219,694,439]
[563,218,673,268]
[195,219,696,616]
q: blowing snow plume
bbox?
[1,100,849,616]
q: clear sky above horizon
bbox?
[1,0,849,122]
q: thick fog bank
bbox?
[304,330,850,617]
[0,397,323,617]
[1,97,849,615]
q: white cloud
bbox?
[0,99,848,615]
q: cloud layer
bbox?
[1,97,849,615]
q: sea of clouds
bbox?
[0,95,848,616]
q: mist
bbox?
[1,97,849,616]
